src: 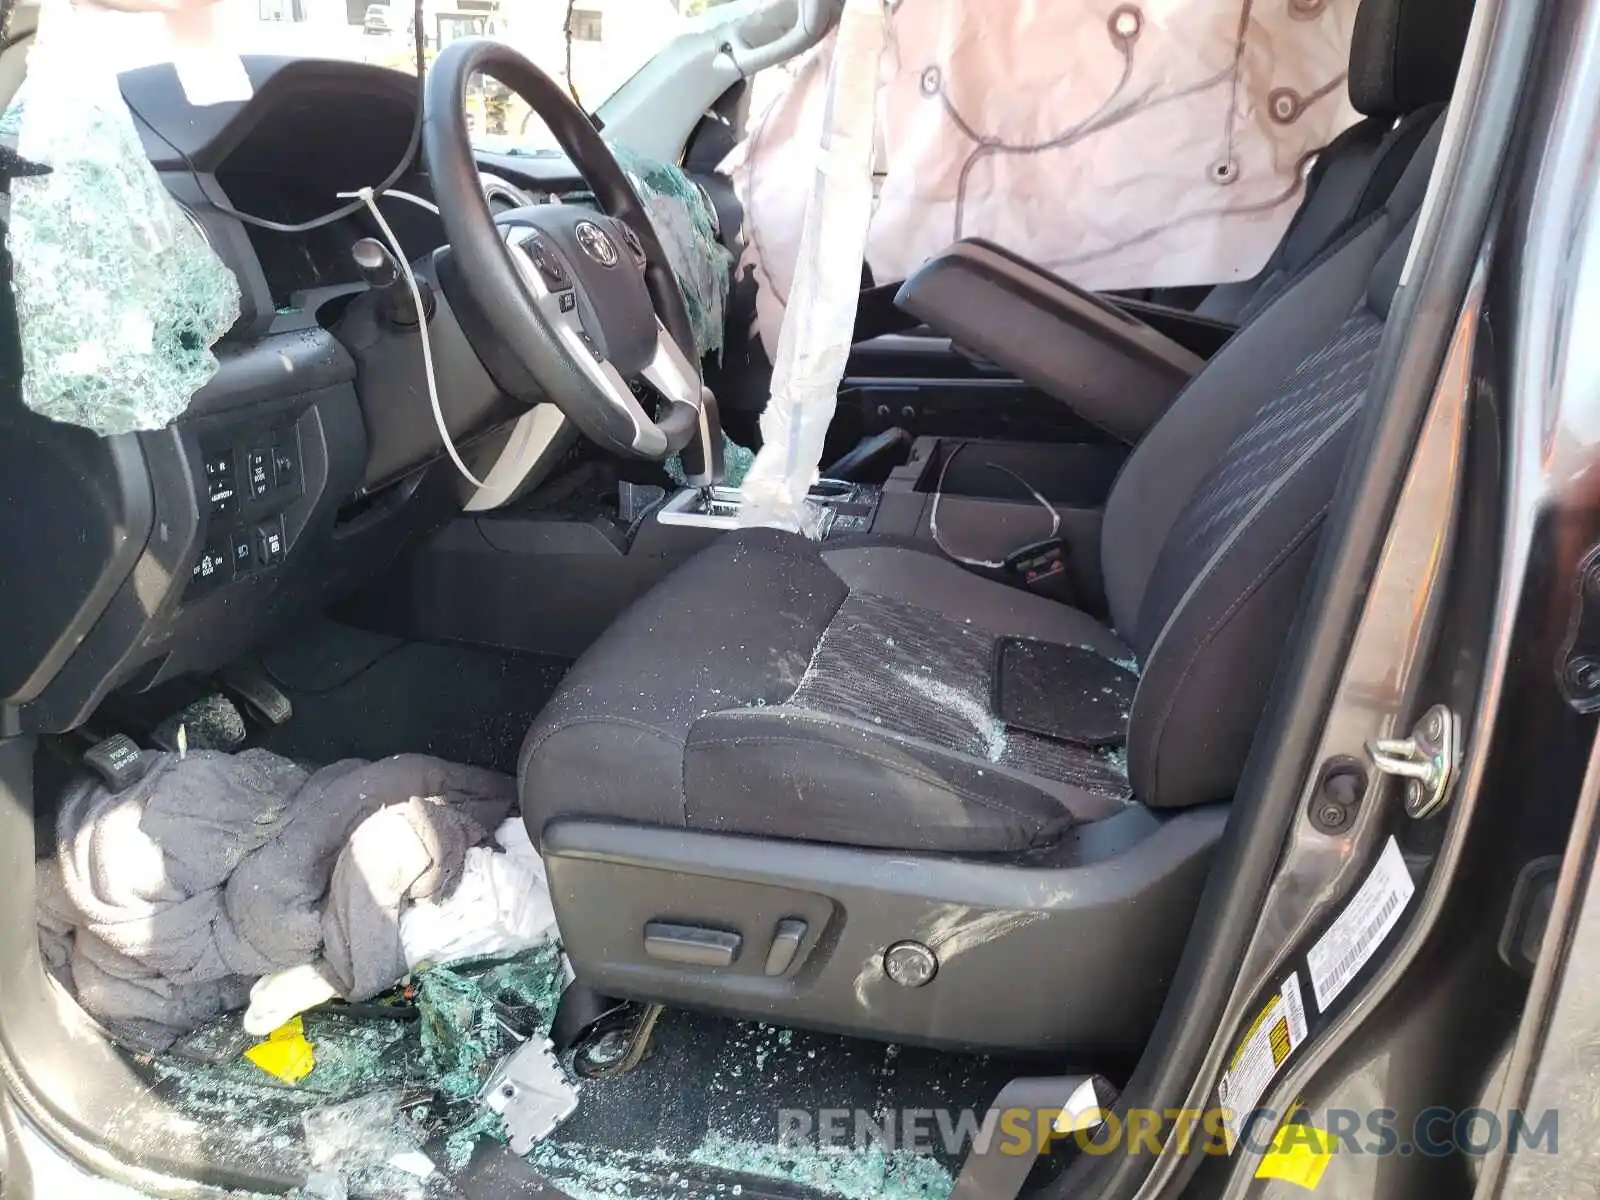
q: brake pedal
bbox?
[217,664,294,726]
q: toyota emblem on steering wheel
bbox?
[575,220,619,267]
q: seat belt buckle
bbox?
[1003,538,1074,602]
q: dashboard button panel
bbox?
[230,529,254,574]
[256,520,286,567]
[247,448,273,497]
[204,451,237,515]
[189,426,303,598]
[190,539,233,592]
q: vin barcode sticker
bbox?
[1218,973,1309,1152]
[1307,835,1415,1012]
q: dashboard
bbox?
[119,56,588,322]
[0,56,609,735]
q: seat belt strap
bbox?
[949,1075,1119,1200]
[1345,102,1446,225]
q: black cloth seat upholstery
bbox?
[522,533,1135,855]
[521,118,1443,856]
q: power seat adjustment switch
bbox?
[643,922,741,968]
[764,918,808,976]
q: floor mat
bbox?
[101,622,1077,1197]
[523,1010,1022,1200]
[254,620,569,775]
[143,946,1042,1200]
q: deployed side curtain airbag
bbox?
[726,0,1362,355]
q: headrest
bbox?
[1348,0,1474,117]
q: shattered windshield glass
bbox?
[91,0,751,149]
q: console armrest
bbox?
[1107,297,1239,359]
[895,238,1205,443]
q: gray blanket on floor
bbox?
[36,748,516,1052]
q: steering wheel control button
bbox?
[620,223,647,266]
[247,448,274,497]
[575,219,619,267]
[558,291,577,314]
[524,237,570,288]
[883,940,938,988]
[256,521,286,568]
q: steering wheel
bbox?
[423,39,706,461]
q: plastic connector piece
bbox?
[480,1036,579,1154]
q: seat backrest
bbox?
[1196,0,1473,325]
[1102,117,1443,810]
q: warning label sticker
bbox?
[1218,972,1309,1152]
[1307,835,1415,1012]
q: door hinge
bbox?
[1366,704,1460,819]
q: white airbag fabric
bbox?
[737,0,888,534]
[398,818,557,970]
[727,0,1361,354]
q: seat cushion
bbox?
[520,532,1136,855]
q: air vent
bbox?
[481,173,535,215]
[173,200,214,251]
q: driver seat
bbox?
[519,122,1443,1055]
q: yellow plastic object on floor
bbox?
[244,1015,316,1084]
[1255,1123,1336,1190]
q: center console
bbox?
[354,429,1131,660]
[871,436,1127,612]
[654,479,882,537]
